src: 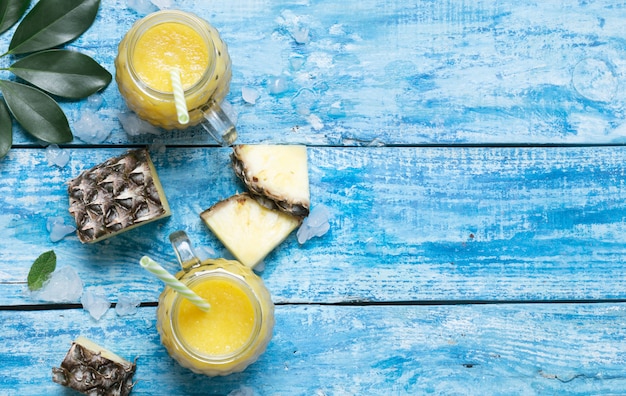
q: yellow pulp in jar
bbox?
[115,11,232,129]
[176,277,255,356]
[133,22,209,92]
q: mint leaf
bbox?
[27,250,56,291]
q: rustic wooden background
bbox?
[1,0,626,394]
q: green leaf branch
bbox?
[0,0,112,159]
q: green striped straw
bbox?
[170,68,189,125]
[140,256,210,311]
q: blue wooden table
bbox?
[2,0,626,394]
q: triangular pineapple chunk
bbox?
[201,193,301,268]
[231,145,310,217]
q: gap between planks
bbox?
[3,298,626,311]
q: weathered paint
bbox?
[2,0,625,145]
[1,146,626,305]
[1,0,626,394]
[2,304,626,395]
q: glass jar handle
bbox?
[200,101,238,146]
[169,230,202,271]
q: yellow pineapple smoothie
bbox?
[133,22,209,92]
[176,277,255,356]
[156,259,274,376]
[115,10,232,129]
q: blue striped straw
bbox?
[140,256,210,311]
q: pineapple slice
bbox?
[68,148,171,243]
[201,193,301,268]
[231,144,310,217]
[52,336,136,396]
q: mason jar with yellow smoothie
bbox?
[156,231,274,376]
[115,10,236,145]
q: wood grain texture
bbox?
[2,0,626,394]
[1,146,626,305]
[3,0,625,145]
[2,304,625,395]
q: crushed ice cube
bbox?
[46,216,76,242]
[292,26,310,44]
[221,248,237,261]
[253,260,265,273]
[31,266,83,303]
[228,385,256,396]
[312,81,329,94]
[45,144,70,167]
[289,54,305,71]
[303,205,330,228]
[150,141,167,154]
[365,238,377,254]
[150,0,171,9]
[297,205,331,244]
[86,94,104,110]
[73,111,112,143]
[279,10,311,44]
[46,217,63,231]
[329,100,346,118]
[242,86,260,104]
[115,295,140,316]
[81,287,111,320]
[291,88,318,115]
[196,245,217,262]
[329,23,345,36]
[50,223,76,242]
[267,75,289,95]
[118,112,161,136]
[307,114,324,131]
[127,0,158,14]
[367,138,386,147]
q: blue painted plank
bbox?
[1,146,626,306]
[2,0,625,146]
[2,303,626,395]
[2,1,623,393]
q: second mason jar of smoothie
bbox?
[157,232,274,376]
[115,10,235,143]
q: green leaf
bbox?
[9,0,100,55]
[0,0,30,35]
[0,80,72,144]
[10,50,112,99]
[0,99,12,159]
[27,250,56,291]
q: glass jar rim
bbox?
[124,10,217,98]
[170,269,263,363]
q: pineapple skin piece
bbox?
[231,144,310,217]
[68,148,171,243]
[52,336,136,396]
[201,193,302,268]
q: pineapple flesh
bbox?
[231,145,310,217]
[201,193,302,268]
[68,148,171,243]
[52,336,136,396]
